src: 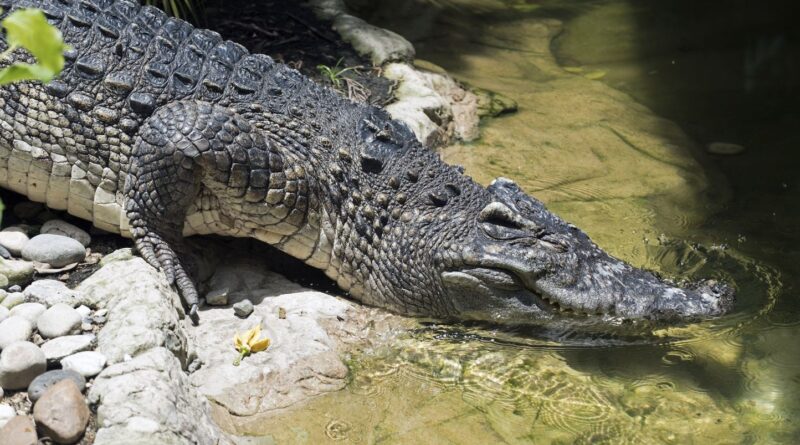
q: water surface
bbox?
[236,1,799,442]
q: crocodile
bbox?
[0,0,733,323]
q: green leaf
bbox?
[0,8,68,85]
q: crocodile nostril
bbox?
[478,202,523,229]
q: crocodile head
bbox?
[437,178,734,323]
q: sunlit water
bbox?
[233,1,799,443]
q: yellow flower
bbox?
[233,325,270,366]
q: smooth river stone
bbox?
[0,403,15,428]
[0,341,46,390]
[61,351,107,378]
[37,304,82,338]
[21,234,86,268]
[40,334,96,364]
[0,415,38,445]
[0,229,29,256]
[33,379,90,444]
[0,316,33,349]
[8,303,46,325]
[27,369,87,403]
[41,220,92,247]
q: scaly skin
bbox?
[0,0,733,323]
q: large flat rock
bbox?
[186,259,410,421]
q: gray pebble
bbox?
[27,369,86,403]
[37,304,82,338]
[233,299,254,318]
[41,220,92,247]
[21,234,86,268]
[8,302,46,324]
[7,285,21,293]
[61,351,107,378]
[0,316,33,349]
[0,245,11,260]
[0,341,46,390]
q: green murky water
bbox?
[237,1,800,443]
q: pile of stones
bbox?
[0,207,107,444]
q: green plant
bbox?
[0,8,68,85]
[144,0,205,24]
[317,58,355,89]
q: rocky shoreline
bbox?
[0,1,504,443]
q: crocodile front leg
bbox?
[125,100,276,320]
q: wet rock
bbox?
[76,258,189,364]
[24,280,83,308]
[0,291,24,309]
[0,341,46,390]
[41,335,96,365]
[0,415,37,445]
[33,379,90,444]
[0,259,34,288]
[0,316,33,349]
[0,229,29,256]
[21,234,86,268]
[0,306,8,323]
[61,351,107,378]
[233,299,254,318]
[40,220,92,247]
[28,369,86,403]
[8,302,46,324]
[383,62,479,145]
[707,142,745,155]
[37,304,82,338]
[0,403,15,427]
[88,348,227,445]
[97,248,133,266]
